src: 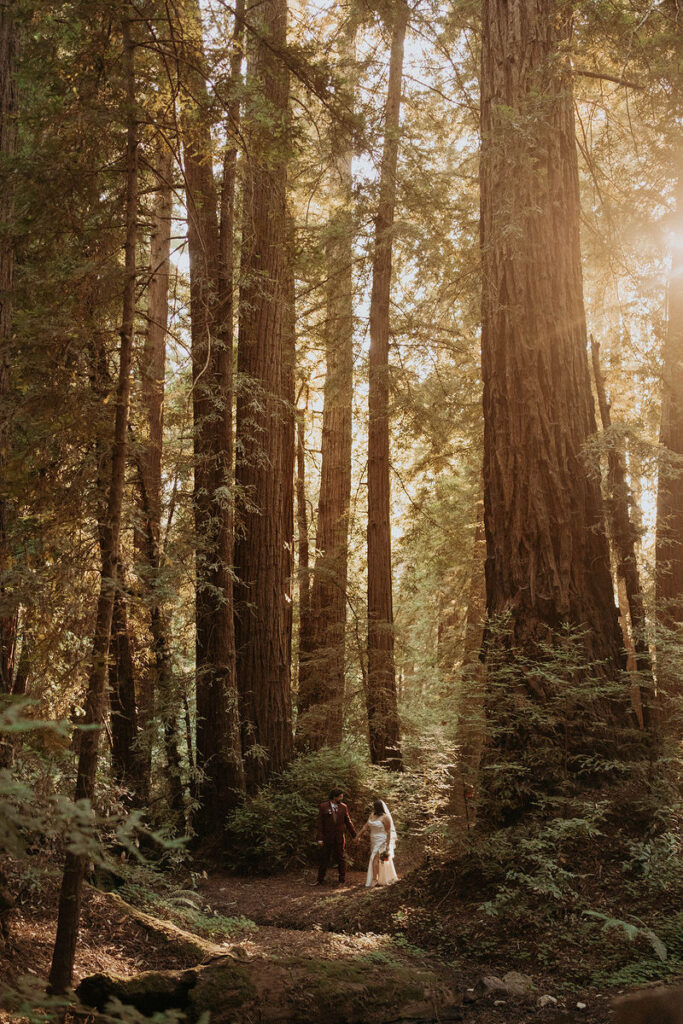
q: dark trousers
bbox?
[318,840,346,882]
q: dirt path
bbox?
[197,868,376,931]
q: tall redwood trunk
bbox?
[0,0,18,694]
[297,16,356,751]
[479,0,627,818]
[235,0,293,790]
[179,0,245,831]
[366,2,408,770]
[656,166,683,721]
[48,17,137,993]
[590,337,653,729]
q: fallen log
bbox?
[613,984,683,1024]
[88,889,229,963]
[77,957,463,1023]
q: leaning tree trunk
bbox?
[366,2,408,771]
[179,0,245,832]
[0,0,18,695]
[234,0,293,791]
[297,14,357,752]
[479,0,628,822]
[656,165,683,725]
[48,16,138,993]
[590,337,653,731]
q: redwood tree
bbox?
[479,0,627,815]
[656,167,683,718]
[235,0,293,790]
[179,0,245,831]
[0,0,18,694]
[297,15,356,751]
[48,14,138,993]
[366,1,408,770]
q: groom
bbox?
[316,787,357,885]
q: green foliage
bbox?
[223,746,384,873]
[118,880,256,942]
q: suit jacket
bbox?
[317,801,357,845]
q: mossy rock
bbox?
[187,962,257,1021]
[78,954,460,1023]
[282,957,442,1024]
[76,969,198,1014]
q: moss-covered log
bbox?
[96,891,229,962]
[77,957,463,1023]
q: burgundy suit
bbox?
[316,800,356,882]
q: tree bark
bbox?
[479,0,628,819]
[446,499,487,830]
[134,141,185,816]
[234,0,293,791]
[178,0,245,831]
[295,406,311,668]
[109,579,139,788]
[366,2,408,771]
[48,15,138,993]
[297,15,356,752]
[656,167,683,722]
[0,0,18,695]
[590,337,653,730]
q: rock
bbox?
[473,975,508,999]
[538,995,558,1008]
[502,971,533,998]
[612,985,683,1024]
[576,1002,587,1010]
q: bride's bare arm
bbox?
[381,814,391,840]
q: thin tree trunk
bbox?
[48,16,137,992]
[0,0,18,695]
[590,337,653,730]
[109,579,139,787]
[366,2,408,771]
[656,166,683,723]
[479,0,628,820]
[296,407,310,645]
[12,614,31,696]
[134,140,186,815]
[235,0,293,791]
[178,0,245,831]
[297,14,356,752]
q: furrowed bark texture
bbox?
[366,3,408,771]
[48,17,137,994]
[297,18,356,751]
[235,0,293,791]
[590,338,653,729]
[180,0,245,831]
[656,167,683,719]
[479,0,627,815]
[0,0,18,694]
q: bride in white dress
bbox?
[356,799,398,887]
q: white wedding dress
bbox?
[365,805,398,887]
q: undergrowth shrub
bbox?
[223,744,453,874]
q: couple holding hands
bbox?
[316,787,398,889]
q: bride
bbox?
[356,799,398,887]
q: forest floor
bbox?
[2,856,661,1024]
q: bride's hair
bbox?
[372,799,385,816]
